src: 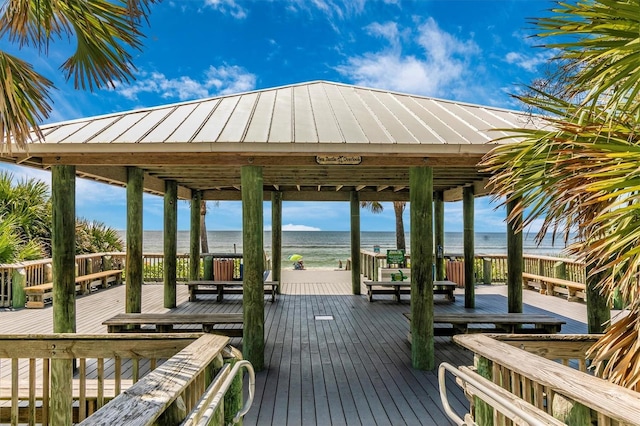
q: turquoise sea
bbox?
[132,231,572,270]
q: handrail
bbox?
[438,362,564,426]
[183,360,255,426]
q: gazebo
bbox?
[3,80,544,371]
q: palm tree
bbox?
[0,0,155,151]
[481,0,640,390]
[361,201,407,250]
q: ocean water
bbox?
[131,231,572,270]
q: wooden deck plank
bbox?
[0,271,597,426]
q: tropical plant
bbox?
[0,214,44,263]
[361,201,407,250]
[481,0,640,390]
[0,0,156,152]
[75,218,124,254]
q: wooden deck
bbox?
[0,270,594,425]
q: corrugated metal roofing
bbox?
[36,81,530,146]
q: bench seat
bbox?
[185,280,278,302]
[103,313,244,337]
[364,280,456,303]
[404,313,565,337]
[25,270,123,308]
[522,272,586,302]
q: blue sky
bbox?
[0,0,552,232]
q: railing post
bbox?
[552,394,591,425]
[11,268,26,308]
[482,258,492,285]
[554,261,567,280]
[474,355,493,425]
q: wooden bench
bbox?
[364,280,456,303]
[103,313,244,337]
[522,272,586,302]
[185,280,278,302]
[404,313,565,336]
[25,269,124,308]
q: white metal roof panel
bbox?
[244,91,275,142]
[30,81,535,148]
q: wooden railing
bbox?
[81,334,248,426]
[0,334,248,426]
[358,250,585,286]
[0,252,244,308]
[452,334,640,425]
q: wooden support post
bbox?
[410,166,434,370]
[190,191,201,281]
[475,356,494,426]
[51,165,76,425]
[271,191,282,293]
[350,191,361,295]
[507,197,523,313]
[11,268,26,308]
[554,261,567,280]
[463,186,475,309]
[242,166,265,371]
[164,180,178,308]
[126,167,143,314]
[586,265,610,334]
[434,191,445,281]
[482,258,492,285]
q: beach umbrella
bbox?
[288,254,303,262]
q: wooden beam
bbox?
[355,185,366,191]
[443,178,492,202]
[39,151,486,167]
[200,189,413,202]
[410,166,434,371]
[350,192,361,295]
[190,191,201,281]
[126,167,144,314]
[506,197,523,313]
[273,184,279,190]
[376,185,389,192]
[335,185,343,191]
[463,186,475,309]
[164,180,178,309]
[393,186,405,192]
[242,165,265,371]
[76,165,191,199]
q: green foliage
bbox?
[481,0,640,389]
[75,218,124,254]
[0,0,156,151]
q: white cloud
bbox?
[505,51,553,72]
[337,18,480,98]
[204,0,247,19]
[282,223,321,231]
[113,65,257,102]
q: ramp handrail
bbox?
[438,362,565,426]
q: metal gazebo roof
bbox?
[2,80,536,201]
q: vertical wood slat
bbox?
[29,359,36,426]
[97,358,105,409]
[79,358,87,421]
[133,359,140,382]
[42,359,49,426]
[115,357,122,394]
[11,358,18,426]
[546,388,555,415]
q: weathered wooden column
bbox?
[164,180,178,308]
[463,186,475,308]
[506,197,523,313]
[51,165,76,425]
[271,191,282,292]
[190,191,201,281]
[586,265,610,333]
[350,191,361,295]
[126,167,143,314]
[242,166,265,371]
[410,167,434,370]
[434,190,445,281]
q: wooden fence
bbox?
[0,333,248,425]
[452,334,640,425]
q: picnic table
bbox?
[404,312,565,336]
[103,313,244,337]
[364,280,456,302]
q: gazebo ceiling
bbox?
[3,81,536,202]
